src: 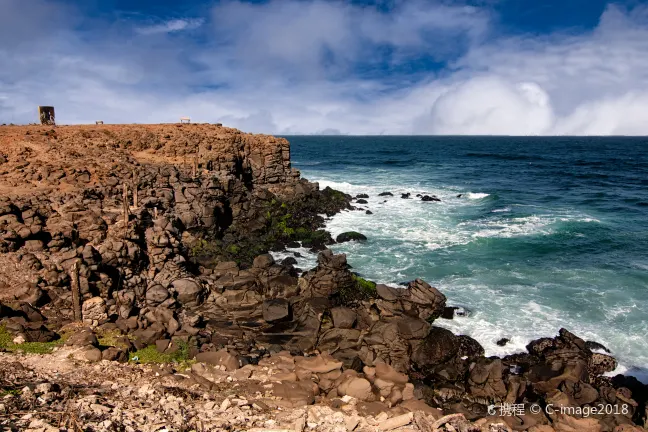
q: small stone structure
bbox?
[38,106,55,125]
[180,117,190,124]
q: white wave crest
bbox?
[467,192,490,199]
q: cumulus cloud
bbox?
[1,0,648,135]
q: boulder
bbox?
[146,284,169,306]
[421,195,441,202]
[411,327,459,367]
[101,347,128,362]
[253,254,275,269]
[331,307,357,329]
[65,328,99,347]
[13,284,46,306]
[375,362,408,385]
[336,232,367,243]
[262,299,290,322]
[195,349,240,371]
[171,279,204,306]
[338,377,374,401]
[589,352,618,376]
[378,192,393,196]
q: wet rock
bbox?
[497,338,510,347]
[401,193,410,199]
[457,335,485,358]
[378,192,393,196]
[421,195,441,202]
[336,232,367,243]
[356,194,369,199]
[281,257,298,266]
[356,199,368,204]
[412,327,459,367]
[589,352,618,376]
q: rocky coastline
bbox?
[0,124,646,432]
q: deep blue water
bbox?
[280,136,648,378]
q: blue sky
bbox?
[2,0,648,134]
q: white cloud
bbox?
[136,18,204,35]
[2,1,648,135]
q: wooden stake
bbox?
[70,260,82,321]
[132,170,138,209]
[153,206,158,219]
[122,183,129,227]
[192,155,198,179]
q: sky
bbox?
[2,0,648,135]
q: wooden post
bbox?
[153,207,158,219]
[122,183,129,227]
[192,155,198,179]
[132,170,138,209]
[70,260,82,321]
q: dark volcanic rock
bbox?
[496,338,510,347]
[280,257,298,267]
[412,327,459,367]
[356,194,369,199]
[378,192,393,196]
[421,195,441,202]
[401,193,410,199]
[336,232,367,243]
[355,199,368,204]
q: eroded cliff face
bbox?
[0,124,343,322]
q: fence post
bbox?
[70,260,82,321]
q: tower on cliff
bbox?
[38,106,55,125]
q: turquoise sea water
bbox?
[281,136,648,380]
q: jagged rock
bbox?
[331,307,357,329]
[101,347,128,362]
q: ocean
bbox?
[279,136,648,380]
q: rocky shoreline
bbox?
[0,124,646,431]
